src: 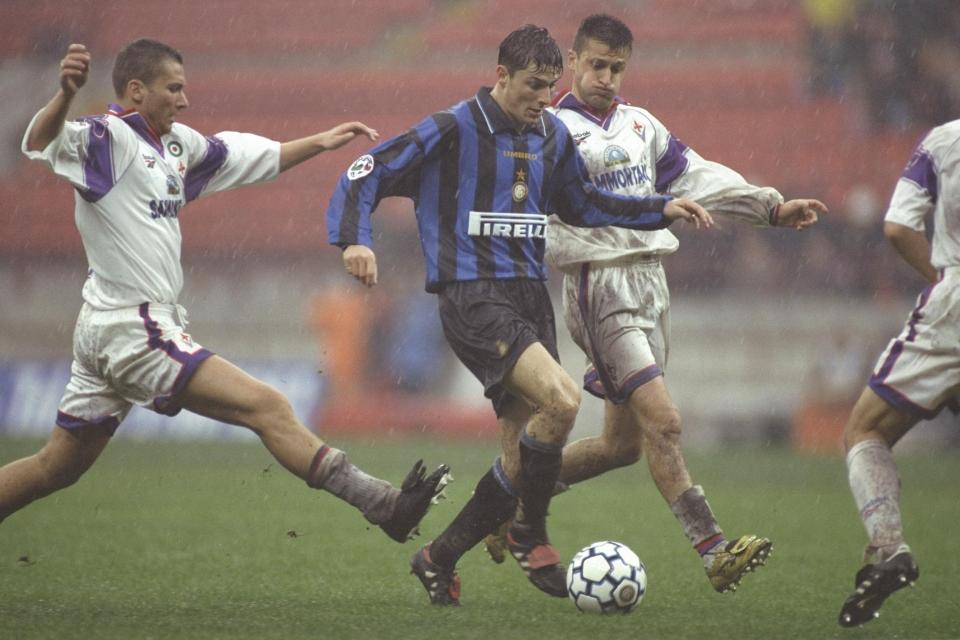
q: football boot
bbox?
[380,460,451,543]
[506,522,568,597]
[410,545,461,606]
[838,545,918,628]
[705,534,773,593]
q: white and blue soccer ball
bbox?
[566,540,647,613]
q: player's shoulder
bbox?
[615,103,667,130]
[73,110,135,147]
[616,101,654,119]
[923,120,960,153]
[169,121,204,142]
[543,108,574,138]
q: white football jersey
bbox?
[22,105,280,309]
[546,92,782,270]
[883,119,960,269]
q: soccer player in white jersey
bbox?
[837,121,960,627]
[0,40,450,546]
[481,14,826,593]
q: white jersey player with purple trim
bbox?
[21,104,280,429]
[22,104,280,310]
[868,120,960,417]
[546,92,783,401]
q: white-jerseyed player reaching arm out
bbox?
[2,40,450,546]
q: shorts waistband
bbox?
[593,254,662,268]
[140,302,190,326]
[81,302,189,326]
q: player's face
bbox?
[494,63,561,128]
[569,39,630,112]
[139,59,189,136]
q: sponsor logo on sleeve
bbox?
[348,154,375,180]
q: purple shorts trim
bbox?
[151,349,214,416]
[583,364,663,404]
[868,378,938,420]
[55,410,121,435]
[139,303,216,416]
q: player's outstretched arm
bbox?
[279,122,379,173]
[664,198,713,229]
[25,43,90,152]
[775,198,827,230]
[342,244,378,287]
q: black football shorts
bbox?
[437,278,560,417]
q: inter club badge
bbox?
[512,168,528,203]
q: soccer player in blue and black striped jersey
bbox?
[327,24,712,606]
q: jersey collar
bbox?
[552,90,624,131]
[475,87,547,137]
[107,103,166,156]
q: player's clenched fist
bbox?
[59,44,91,96]
[664,197,713,229]
[342,244,378,287]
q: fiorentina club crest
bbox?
[348,154,375,180]
[632,120,646,141]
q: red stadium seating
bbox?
[0,0,926,255]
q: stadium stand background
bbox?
[1,0,957,449]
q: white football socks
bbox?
[847,438,905,562]
[669,485,724,568]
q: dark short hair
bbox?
[112,38,183,97]
[573,14,633,54]
[497,24,563,75]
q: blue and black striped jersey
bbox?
[327,87,675,292]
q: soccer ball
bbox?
[566,540,647,613]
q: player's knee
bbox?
[842,417,889,452]
[607,435,642,468]
[841,390,897,451]
[35,447,86,491]
[644,407,683,446]
[545,375,581,425]
[249,384,297,431]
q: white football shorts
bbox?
[869,267,960,418]
[561,258,669,404]
[56,302,213,433]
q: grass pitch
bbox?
[1,437,958,639]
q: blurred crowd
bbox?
[805,0,960,132]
